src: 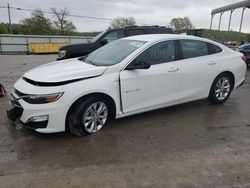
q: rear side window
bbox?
[127,29,145,36]
[208,43,222,54]
[103,30,124,43]
[147,28,174,34]
[180,40,208,59]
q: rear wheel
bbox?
[68,97,109,136]
[208,73,233,104]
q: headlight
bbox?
[22,92,64,104]
[58,50,66,58]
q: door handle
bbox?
[168,67,179,72]
[208,61,217,65]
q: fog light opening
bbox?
[27,115,49,123]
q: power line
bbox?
[0,5,147,24]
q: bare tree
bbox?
[51,8,76,35]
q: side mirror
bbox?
[100,39,108,46]
[126,61,151,70]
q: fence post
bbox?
[26,36,29,54]
[0,36,2,54]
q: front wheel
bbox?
[68,97,109,136]
[208,73,233,104]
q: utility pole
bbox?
[239,7,246,33]
[210,14,214,30]
[7,3,12,34]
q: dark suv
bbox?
[57,26,174,60]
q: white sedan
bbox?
[7,34,247,136]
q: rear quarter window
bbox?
[207,43,222,54]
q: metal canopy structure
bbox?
[210,0,250,32]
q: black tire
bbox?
[208,73,233,104]
[68,97,109,137]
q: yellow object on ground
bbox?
[28,42,68,54]
[228,45,240,51]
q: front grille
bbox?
[7,106,24,121]
[10,93,22,108]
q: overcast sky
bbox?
[0,0,249,33]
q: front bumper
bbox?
[7,107,48,129]
[7,89,68,133]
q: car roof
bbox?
[121,34,209,43]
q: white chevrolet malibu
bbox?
[7,34,247,136]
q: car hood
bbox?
[23,58,107,83]
[60,41,91,49]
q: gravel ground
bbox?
[0,55,250,188]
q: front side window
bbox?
[103,31,124,43]
[180,40,208,59]
[84,40,146,66]
[134,40,176,65]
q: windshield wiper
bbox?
[78,55,105,66]
[78,55,88,61]
[85,60,96,65]
[78,55,96,65]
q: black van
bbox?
[57,26,174,60]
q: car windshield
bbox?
[91,31,106,43]
[83,39,146,66]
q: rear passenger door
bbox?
[178,40,222,102]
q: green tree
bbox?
[0,23,23,34]
[110,17,136,29]
[0,23,8,34]
[51,8,76,35]
[20,9,53,35]
[170,17,194,33]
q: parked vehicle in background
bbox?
[239,43,250,65]
[8,34,247,136]
[0,83,6,97]
[224,41,240,51]
[57,26,174,60]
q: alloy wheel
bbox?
[82,102,108,133]
[215,77,231,101]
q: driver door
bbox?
[120,40,181,114]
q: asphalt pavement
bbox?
[0,55,250,188]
